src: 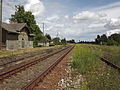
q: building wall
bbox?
[6,32,33,50]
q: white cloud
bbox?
[64,15,69,19]
[105,18,120,29]
[92,1,120,18]
[73,11,102,20]
[46,15,60,21]
[107,29,120,36]
[25,0,45,16]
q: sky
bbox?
[2,0,120,41]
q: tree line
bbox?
[95,33,120,46]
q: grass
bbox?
[71,45,99,74]
[71,44,120,90]
[0,46,60,58]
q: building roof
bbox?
[2,22,30,34]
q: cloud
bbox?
[106,29,120,36]
[64,15,69,19]
[25,0,45,16]
[92,1,120,18]
[46,15,60,21]
[73,11,104,20]
[104,18,120,29]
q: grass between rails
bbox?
[71,44,120,90]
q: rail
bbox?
[22,45,74,90]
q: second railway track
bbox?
[0,45,74,90]
[87,45,120,72]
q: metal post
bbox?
[0,0,2,50]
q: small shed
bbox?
[1,22,34,50]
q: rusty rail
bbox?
[100,57,120,72]
[87,45,120,72]
[0,46,71,80]
[22,45,74,90]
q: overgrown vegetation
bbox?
[71,44,120,90]
[86,44,120,66]
[95,33,120,46]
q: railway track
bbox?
[0,46,69,81]
[87,45,120,72]
[100,57,120,72]
[0,45,74,90]
[0,46,64,66]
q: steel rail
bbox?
[22,45,74,90]
[0,46,71,80]
[87,45,120,72]
[100,57,120,72]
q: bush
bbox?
[107,39,119,46]
[49,43,55,46]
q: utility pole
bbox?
[0,0,2,50]
[43,22,44,36]
[42,22,45,46]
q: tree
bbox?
[53,37,61,45]
[61,38,67,45]
[100,34,108,45]
[95,35,101,44]
[108,33,120,44]
[45,34,51,41]
[67,39,75,43]
[9,5,43,46]
[107,39,119,46]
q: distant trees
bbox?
[95,33,120,46]
[61,38,67,45]
[67,39,75,43]
[53,37,61,45]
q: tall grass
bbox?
[71,45,99,74]
[71,44,120,90]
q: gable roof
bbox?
[2,22,30,33]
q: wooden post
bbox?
[0,0,2,50]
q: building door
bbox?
[22,38,25,48]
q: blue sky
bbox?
[3,0,120,41]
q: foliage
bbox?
[67,39,75,43]
[107,39,119,46]
[53,37,61,45]
[45,34,51,41]
[95,33,120,45]
[108,33,120,44]
[61,38,67,45]
[95,35,101,44]
[49,43,55,46]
